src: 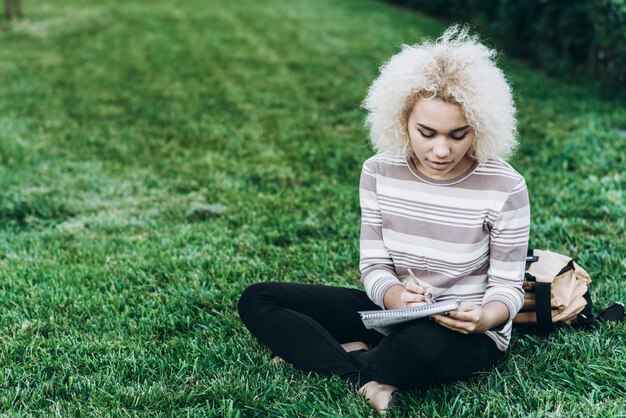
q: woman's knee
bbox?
[237,281,278,322]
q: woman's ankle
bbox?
[341,341,369,352]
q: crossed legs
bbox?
[238,282,502,408]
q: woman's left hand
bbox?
[431,301,509,334]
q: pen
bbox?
[408,269,433,301]
[407,268,419,286]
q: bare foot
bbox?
[341,341,369,352]
[357,380,399,414]
[271,356,285,366]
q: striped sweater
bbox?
[359,153,530,351]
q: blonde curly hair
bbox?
[362,25,517,162]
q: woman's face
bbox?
[407,98,475,181]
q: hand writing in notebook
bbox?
[382,269,437,309]
[401,269,436,307]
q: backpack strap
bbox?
[596,302,625,323]
[572,299,624,330]
[526,248,538,269]
[526,248,554,332]
[535,281,553,333]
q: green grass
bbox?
[0,0,624,416]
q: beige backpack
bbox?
[513,249,593,332]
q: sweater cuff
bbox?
[482,289,522,324]
[363,273,403,309]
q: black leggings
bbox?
[238,282,503,389]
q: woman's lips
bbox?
[429,160,452,170]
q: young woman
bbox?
[238,26,530,413]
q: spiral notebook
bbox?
[358,299,460,334]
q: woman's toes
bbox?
[357,381,399,413]
[271,356,285,366]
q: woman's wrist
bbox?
[382,285,406,309]
[479,301,510,331]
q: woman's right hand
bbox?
[402,280,435,306]
[383,279,435,309]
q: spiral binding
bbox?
[359,300,459,319]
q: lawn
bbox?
[0,0,624,416]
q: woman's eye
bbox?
[418,129,435,138]
[450,132,468,140]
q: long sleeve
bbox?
[359,162,402,308]
[482,177,530,322]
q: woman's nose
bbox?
[432,138,451,158]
